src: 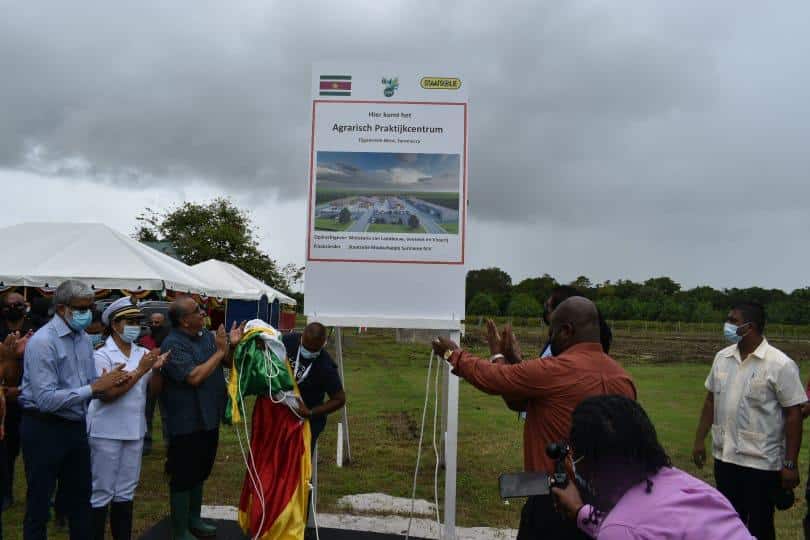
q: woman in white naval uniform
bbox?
[87,298,168,540]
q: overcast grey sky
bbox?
[2,2,808,291]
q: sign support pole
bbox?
[443,328,461,540]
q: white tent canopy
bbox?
[191,259,297,305]
[0,222,227,296]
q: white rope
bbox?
[406,350,444,540]
[432,353,442,533]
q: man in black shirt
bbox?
[0,292,35,509]
[281,323,346,450]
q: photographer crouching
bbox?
[552,395,753,539]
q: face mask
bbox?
[4,305,25,322]
[724,322,750,344]
[89,334,104,347]
[68,308,93,332]
[117,324,141,344]
[300,346,321,360]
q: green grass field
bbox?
[5,326,810,538]
[367,223,427,234]
[440,222,459,234]
[314,218,354,232]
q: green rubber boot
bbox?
[189,483,217,538]
[169,491,196,540]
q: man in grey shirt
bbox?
[18,281,128,540]
[160,297,243,540]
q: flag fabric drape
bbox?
[227,320,311,539]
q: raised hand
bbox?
[138,350,160,372]
[152,350,171,370]
[1,334,18,362]
[229,321,246,346]
[501,324,523,364]
[215,324,229,352]
[485,319,502,356]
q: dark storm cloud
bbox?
[2,1,810,289]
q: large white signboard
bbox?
[304,63,468,328]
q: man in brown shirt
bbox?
[433,297,636,540]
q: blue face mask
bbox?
[118,325,141,344]
[89,333,104,347]
[68,309,93,332]
[300,346,321,360]
[724,322,750,344]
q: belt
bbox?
[22,408,84,425]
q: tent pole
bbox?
[335,327,352,464]
[443,328,460,540]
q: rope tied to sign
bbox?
[406,349,444,540]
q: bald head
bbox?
[302,322,327,351]
[548,296,601,354]
[168,297,205,335]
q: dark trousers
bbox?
[144,393,169,450]
[0,439,7,540]
[517,495,590,540]
[714,459,778,540]
[21,414,91,540]
[3,405,21,503]
[166,429,219,491]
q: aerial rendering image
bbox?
[313,151,461,234]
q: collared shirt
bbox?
[448,342,636,473]
[518,344,553,421]
[705,338,806,471]
[159,328,226,437]
[576,467,754,539]
[86,337,152,440]
[18,315,97,421]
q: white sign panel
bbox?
[304,63,468,328]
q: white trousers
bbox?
[89,436,144,507]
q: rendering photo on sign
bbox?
[314,151,460,235]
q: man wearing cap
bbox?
[87,297,168,540]
[160,297,244,540]
[18,280,130,540]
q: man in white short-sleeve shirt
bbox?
[693,302,806,540]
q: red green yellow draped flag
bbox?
[228,321,311,539]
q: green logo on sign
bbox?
[382,77,399,97]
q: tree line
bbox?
[467,268,810,325]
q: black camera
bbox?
[498,441,574,498]
[546,441,571,489]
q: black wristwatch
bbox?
[783,460,796,470]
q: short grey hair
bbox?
[54,280,94,306]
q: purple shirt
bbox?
[577,467,754,539]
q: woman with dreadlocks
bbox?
[552,395,753,539]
